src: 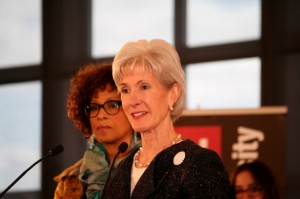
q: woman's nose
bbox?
[125,91,141,107]
[96,107,108,119]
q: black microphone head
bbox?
[118,142,128,153]
[49,145,64,156]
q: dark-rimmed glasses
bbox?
[85,100,122,117]
[235,185,263,198]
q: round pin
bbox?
[173,151,186,165]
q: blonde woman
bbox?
[101,39,230,198]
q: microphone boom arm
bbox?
[102,142,128,197]
[0,145,64,198]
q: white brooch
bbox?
[173,151,186,165]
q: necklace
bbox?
[134,149,151,168]
[134,134,182,168]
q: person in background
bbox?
[231,160,280,199]
[53,62,140,199]
[101,39,231,198]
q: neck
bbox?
[141,126,178,148]
[135,119,181,167]
[135,130,182,168]
[104,140,131,165]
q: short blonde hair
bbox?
[112,39,185,122]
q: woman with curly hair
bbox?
[53,62,140,199]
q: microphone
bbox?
[0,144,64,198]
[49,145,64,156]
[102,142,128,196]
[118,142,129,154]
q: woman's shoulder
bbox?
[177,140,231,198]
[178,139,225,166]
[181,139,218,154]
[53,159,84,199]
[54,159,83,182]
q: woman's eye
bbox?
[141,85,149,90]
[121,88,129,94]
[235,189,243,194]
[107,103,120,110]
[89,105,99,111]
[249,186,263,193]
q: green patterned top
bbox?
[79,134,140,199]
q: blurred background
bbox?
[0,0,299,198]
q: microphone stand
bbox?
[0,145,64,198]
[102,142,128,197]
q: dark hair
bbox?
[231,161,280,199]
[67,62,116,138]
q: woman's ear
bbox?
[169,83,181,106]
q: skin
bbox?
[89,84,134,164]
[118,66,180,165]
[235,170,264,199]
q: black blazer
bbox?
[102,139,230,199]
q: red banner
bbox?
[174,106,287,199]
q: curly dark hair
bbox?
[67,62,116,138]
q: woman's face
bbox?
[89,85,133,145]
[118,66,177,133]
[234,170,264,199]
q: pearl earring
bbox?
[169,105,174,111]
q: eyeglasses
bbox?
[84,100,122,117]
[235,185,263,198]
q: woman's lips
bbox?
[97,125,111,130]
[131,111,146,119]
